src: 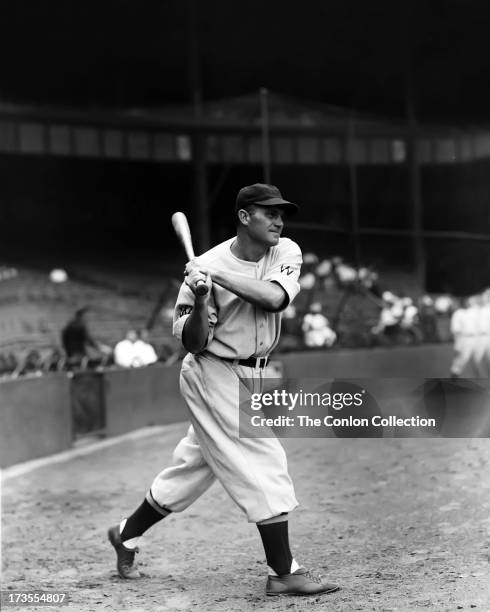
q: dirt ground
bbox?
[2,422,490,612]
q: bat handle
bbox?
[195,280,209,296]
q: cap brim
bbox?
[254,197,299,216]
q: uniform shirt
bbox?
[477,304,490,335]
[173,237,302,359]
[450,308,465,338]
[451,307,479,338]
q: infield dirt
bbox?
[2,422,490,611]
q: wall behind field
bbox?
[0,344,454,468]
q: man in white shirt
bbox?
[302,302,337,348]
[113,330,138,368]
[132,329,158,366]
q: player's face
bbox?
[246,206,285,246]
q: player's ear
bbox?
[237,208,250,226]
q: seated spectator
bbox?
[0,353,9,376]
[302,252,319,270]
[418,295,438,342]
[371,292,402,344]
[358,266,381,296]
[44,347,66,372]
[400,297,422,343]
[0,352,18,376]
[133,329,158,366]
[114,329,158,368]
[302,302,337,348]
[13,349,43,377]
[332,258,357,286]
[277,305,303,352]
[61,307,111,370]
[299,272,316,291]
[315,259,332,279]
[114,329,139,368]
[434,294,455,342]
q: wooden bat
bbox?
[171,212,209,296]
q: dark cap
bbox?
[235,183,299,216]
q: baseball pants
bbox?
[452,337,479,377]
[148,352,298,523]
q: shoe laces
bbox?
[303,569,324,584]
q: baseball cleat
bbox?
[107,525,141,579]
[266,567,340,596]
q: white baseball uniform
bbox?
[475,304,490,378]
[451,307,479,377]
[147,236,302,523]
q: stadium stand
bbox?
[0,263,180,376]
[0,254,458,378]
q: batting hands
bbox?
[184,259,212,298]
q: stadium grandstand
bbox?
[1,92,488,377]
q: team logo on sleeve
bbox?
[280,264,294,276]
[178,305,193,317]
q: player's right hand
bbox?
[185,265,212,298]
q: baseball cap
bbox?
[235,183,299,216]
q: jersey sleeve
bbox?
[263,239,303,308]
[172,282,218,350]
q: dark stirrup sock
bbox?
[257,519,293,576]
[120,499,169,542]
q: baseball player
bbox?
[450,296,479,378]
[108,184,339,596]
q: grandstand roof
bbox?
[1,1,490,124]
[0,91,471,138]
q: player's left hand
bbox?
[184,259,212,297]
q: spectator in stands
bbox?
[298,252,319,293]
[302,252,319,270]
[302,302,337,348]
[315,259,332,279]
[358,266,381,297]
[14,349,43,377]
[0,352,17,376]
[114,329,139,368]
[299,271,316,291]
[0,353,8,376]
[277,304,303,352]
[332,257,357,287]
[44,347,65,372]
[418,295,438,342]
[434,294,455,342]
[133,328,158,366]
[399,297,422,344]
[371,292,402,345]
[61,307,110,370]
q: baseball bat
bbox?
[171,212,209,296]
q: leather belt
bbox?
[222,356,269,369]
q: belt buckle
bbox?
[255,357,267,370]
